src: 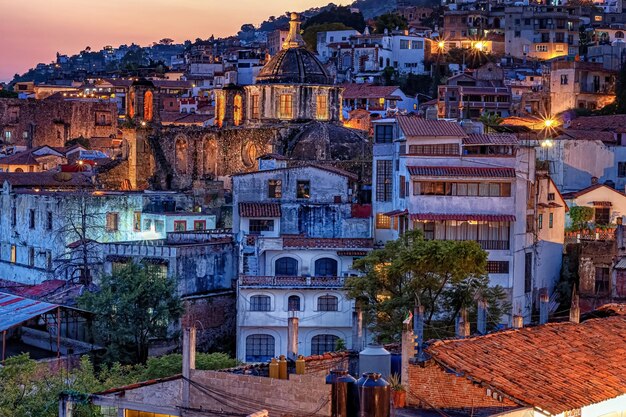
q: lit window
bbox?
[376,213,391,229]
[268,180,282,198]
[174,220,187,231]
[316,95,329,120]
[279,94,293,119]
[251,95,260,119]
[10,245,16,263]
[106,212,119,232]
[297,180,310,199]
[233,94,243,126]
[133,211,141,232]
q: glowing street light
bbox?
[543,118,556,128]
[540,139,554,148]
[438,40,446,50]
[474,41,485,51]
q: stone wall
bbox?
[183,293,237,354]
[0,98,118,148]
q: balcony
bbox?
[239,275,345,287]
[565,228,616,243]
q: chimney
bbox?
[182,326,196,408]
[512,314,524,329]
[455,308,470,338]
[570,287,580,323]
[539,288,549,324]
[413,304,425,361]
[352,308,363,351]
[287,317,299,360]
[477,299,488,334]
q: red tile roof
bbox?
[561,183,626,200]
[0,152,41,166]
[282,237,374,249]
[464,133,518,145]
[238,202,281,218]
[340,83,402,100]
[561,129,616,142]
[426,317,626,415]
[398,116,468,138]
[410,213,515,221]
[407,166,516,178]
[568,114,626,132]
[0,172,94,189]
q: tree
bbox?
[345,231,508,342]
[568,206,594,231]
[159,38,174,45]
[78,263,183,364]
[479,112,504,133]
[303,22,351,51]
[302,6,366,32]
[374,13,408,34]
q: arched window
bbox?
[216,92,225,127]
[204,139,218,177]
[275,257,298,276]
[233,94,243,126]
[311,334,339,355]
[246,334,275,362]
[144,90,154,121]
[175,137,188,174]
[288,295,301,311]
[317,295,338,311]
[616,31,624,39]
[315,258,338,277]
[242,142,258,167]
[250,295,271,311]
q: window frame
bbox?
[268,179,282,198]
[296,180,310,199]
[315,258,338,277]
[275,257,298,276]
[174,220,187,232]
[249,219,275,234]
[288,295,301,311]
[317,295,339,311]
[245,334,275,362]
[250,295,272,311]
[105,212,119,232]
[311,334,340,355]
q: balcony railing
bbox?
[565,228,616,243]
[239,275,345,287]
[477,240,510,250]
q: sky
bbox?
[0,0,350,82]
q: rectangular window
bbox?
[155,220,165,233]
[486,261,509,274]
[28,247,35,267]
[279,94,293,119]
[536,44,548,52]
[538,213,543,230]
[174,220,187,231]
[29,209,35,229]
[249,219,275,234]
[525,252,533,293]
[423,222,435,240]
[11,206,16,227]
[316,95,329,120]
[10,245,16,264]
[560,74,568,85]
[408,143,459,155]
[618,162,626,178]
[268,179,282,198]
[549,212,554,228]
[595,267,610,294]
[376,160,392,202]
[595,207,610,225]
[297,180,310,199]
[375,125,394,143]
[414,181,511,197]
[194,220,206,230]
[527,214,535,233]
[105,212,119,232]
[376,213,391,229]
[547,192,555,201]
[133,211,141,232]
[251,95,260,119]
[399,175,406,198]
[46,251,53,271]
[400,39,410,49]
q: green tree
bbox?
[302,6,366,32]
[78,263,183,364]
[479,112,504,133]
[0,90,18,98]
[374,13,408,34]
[345,231,507,341]
[569,206,594,231]
[303,22,351,50]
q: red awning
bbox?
[409,213,516,222]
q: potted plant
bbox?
[388,373,406,408]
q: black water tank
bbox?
[356,373,390,417]
[326,369,358,417]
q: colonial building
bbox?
[371,115,564,323]
[232,157,373,361]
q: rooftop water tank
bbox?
[356,373,390,417]
[359,345,391,379]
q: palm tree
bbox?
[479,112,503,133]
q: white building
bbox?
[233,158,373,362]
[316,29,361,63]
[371,116,564,322]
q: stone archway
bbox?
[175,135,189,174]
[203,137,219,178]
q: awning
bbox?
[410,213,516,222]
[239,202,281,217]
[382,209,408,217]
[0,292,60,332]
[614,258,626,270]
[592,201,612,207]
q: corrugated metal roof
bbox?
[407,165,516,178]
[0,292,59,332]
[464,133,518,145]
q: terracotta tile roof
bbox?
[464,133,518,145]
[407,166,516,178]
[95,374,183,395]
[0,152,41,166]
[0,172,94,189]
[282,237,374,249]
[410,213,515,221]
[561,184,626,200]
[238,202,281,218]
[561,129,616,142]
[398,116,468,138]
[340,83,403,100]
[568,115,626,132]
[425,317,626,415]
[232,163,358,180]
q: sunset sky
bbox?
[0,0,349,82]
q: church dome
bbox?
[256,47,333,85]
[256,13,333,85]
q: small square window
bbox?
[297,180,310,199]
[268,180,282,198]
[174,220,187,231]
